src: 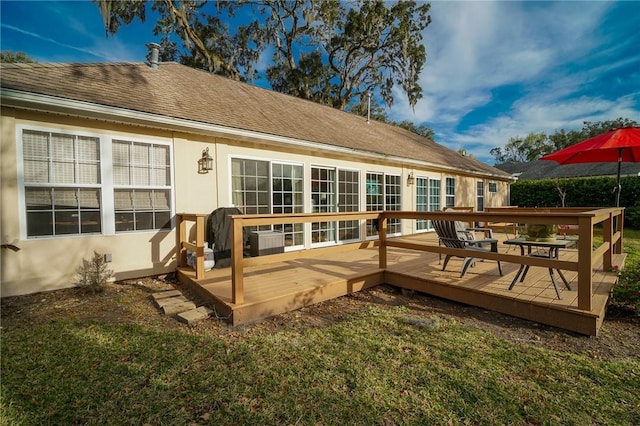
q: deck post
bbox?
[577,216,593,311]
[615,208,623,255]
[379,213,387,269]
[231,216,244,304]
[176,214,187,268]
[195,215,205,279]
[603,213,613,272]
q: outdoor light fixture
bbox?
[198,147,214,174]
[407,172,415,186]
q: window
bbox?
[232,159,305,245]
[477,181,485,212]
[416,177,440,231]
[231,158,271,233]
[366,173,384,237]
[445,177,456,208]
[311,166,336,244]
[365,172,401,236]
[20,128,173,238]
[416,177,429,231]
[22,130,102,237]
[489,182,497,193]
[338,169,360,241]
[272,163,304,247]
[429,178,441,226]
[386,175,401,234]
[113,140,172,231]
[232,159,270,216]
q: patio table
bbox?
[504,238,577,299]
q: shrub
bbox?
[612,260,640,315]
[625,207,640,230]
[75,252,113,294]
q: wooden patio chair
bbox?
[432,219,503,278]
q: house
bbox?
[495,160,640,180]
[0,53,513,297]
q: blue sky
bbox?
[2,1,639,165]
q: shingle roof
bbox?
[1,61,510,178]
[496,160,640,180]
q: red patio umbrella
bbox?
[540,126,640,207]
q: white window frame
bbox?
[477,180,485,212]
[272,161,305,249]
[365,171,402,239]
[16,125,175,239]
[337,168,361,243]
[445,177,456,208]
[416,176,429,232]
[310,165,337,247]
[111,138,174,233]
[230,156,306,251]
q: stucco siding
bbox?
[1,109,511,297]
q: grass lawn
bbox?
[2,229,639,425]
[622,228,640,265]
[2,307,639,425]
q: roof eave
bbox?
[1,88,513,181]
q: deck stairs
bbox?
[151,289,214,325]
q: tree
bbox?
[547,117,638,152]
[96,0,247,78]
[325,0,430,110]
[1,50,36,63]
[457,148,475,159]
[397,121,435,139]
[95,0,431,110]
[492,118,639,164]
[347,97,436,139]
[267,51,336,106]
[490,132,548,163]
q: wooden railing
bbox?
[176,207,624,311]
[175,213,208,279]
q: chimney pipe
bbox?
[146,42,160,69]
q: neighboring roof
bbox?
[0,61,510,179]
[495,160,640,180]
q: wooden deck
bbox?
[177,233,623,336]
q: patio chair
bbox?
[432,219,503,278]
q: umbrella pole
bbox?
[615,148,622,208]
[612,148,623,254]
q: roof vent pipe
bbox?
[366,92,371,124]
[146,42,160,69]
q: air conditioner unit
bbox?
[249,231,285,256]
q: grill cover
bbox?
[205,207,246,268]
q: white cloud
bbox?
[386,1,637,164]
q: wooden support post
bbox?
[231,216,244,305]
[603,213,612,272]
[378,213,387,269]
[176,214,187,268]
[577,216,593,311]
[195,215,205,279]
[615,209,623,255]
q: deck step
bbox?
[177,306,214,325]
[154,295,188,308]
[151,290,212,322]
[162,300,197,315]
[151,290,183,302]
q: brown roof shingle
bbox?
[1,61,510,178]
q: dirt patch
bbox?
[2,276,639,361]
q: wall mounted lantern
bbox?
[198,147,214,174]
[407,172,415,186]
